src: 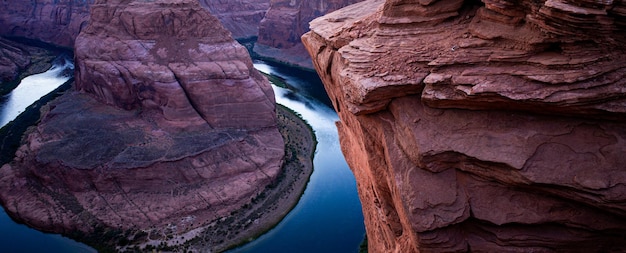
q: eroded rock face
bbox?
[255,0,363,68]
[303,0,626,252]
[0,38,30,84]
[0,0,268,47]
[199,0,270,39]
[75,0,277,129]
[0,0,284,247]
[0,0,92,47]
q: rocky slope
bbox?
[254,0,363,68]
[0,0,284,250]
[303,0,626,252]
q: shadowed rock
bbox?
[0,0,284,250]
[254,0,364,68]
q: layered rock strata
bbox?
[0,0,269,47]
[0,0,284,250]
[254,0,363,68]
[199,0,270,39]
[303,0,626,252]
[0,0,93,48]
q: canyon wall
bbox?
[303,0,626,252]
[0,0,268,47]
[199,0,270,39]
[0,0,284,249]
[0,38,31,84]
[254,0,363,68]
[0,0,93,47]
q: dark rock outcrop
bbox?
[0,0,284,249]
[0,0,93,47]
[254,0,363,68]
[303,0,626,252]
[0,38,30,84]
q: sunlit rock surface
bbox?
[303,0,626,252]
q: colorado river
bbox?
[228,61,365,252]
[0,58,365,252]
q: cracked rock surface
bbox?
[302,0,626,252]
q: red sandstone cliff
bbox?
[303,0,626,252]
[0,0,284,249]
[254,0,363,68]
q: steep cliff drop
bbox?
[0,0,285,251]
[303,0,626,252]
[254,0,364,69]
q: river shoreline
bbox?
[0,40,319,253]
[0,36,68,96]
[1,68,317,253]
[189,104,317,253]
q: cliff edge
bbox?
[303,0,626,252]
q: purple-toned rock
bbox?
[0,0,92,47]
[199,0,270,39]
[0,38,30,84]
[0,0,268,46]
[254,0,364,68]
[0,0,284,249]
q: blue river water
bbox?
[227,61,365,253]
[0,59,365,252]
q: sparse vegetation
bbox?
[0,39,317,253]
